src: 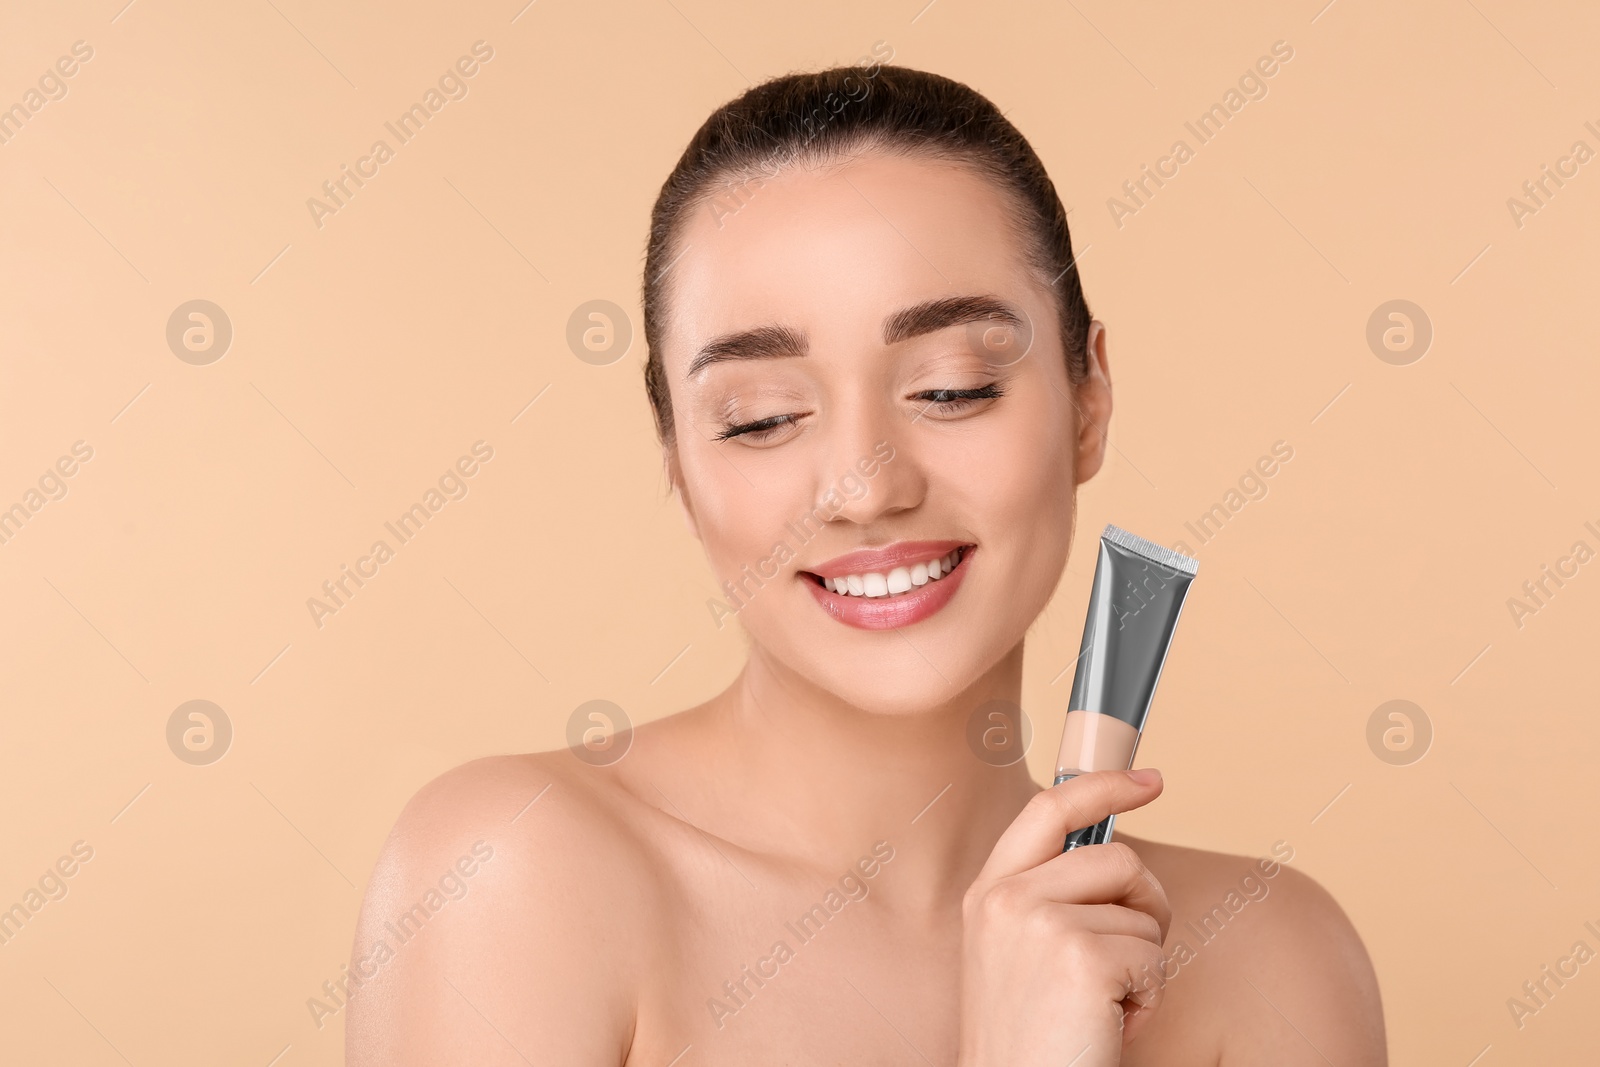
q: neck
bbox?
[699,638,1041,917]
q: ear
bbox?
[665,447,702,543]
[1072,319,1113,485]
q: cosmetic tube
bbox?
[1055,525,1198,851]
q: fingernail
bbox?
[1126,767,1162,786]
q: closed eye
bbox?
[714,381,1005,443]
[913,382,1006,414]
[714,413,801,442]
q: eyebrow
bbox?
[683,294,1026,379]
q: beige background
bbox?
[2,0,1596,1062]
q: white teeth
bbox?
[886,567,912,595]
[819,548,967,598]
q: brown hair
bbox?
[641,59,1092,450]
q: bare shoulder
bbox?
[1121,834,1387,1066]
[344,752,663,1067]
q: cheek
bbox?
[943,387,1080,608]
[950,388,1076,524]
[681,448,800,575]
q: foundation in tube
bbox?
[1055,709,1142,779]
[1055,524,1198,851]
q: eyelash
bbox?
[715,382,1007,442]
[915,382,1006,412]
[714,414,798,442]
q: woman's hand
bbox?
[957,768,1172,1067]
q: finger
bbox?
[1041,931,1167,1048]
[1093,933,1169,1046]
[1036,901,1164,945]
[1117,939,1170,1047]
[1023,842,1172,943]
[977,769,1163,882]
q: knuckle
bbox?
[1056,926,1098,971]
[1107,843,1160,896]
[1048,770,1129,831]
[1103,841,1142,876]
[961,883,991,923]
[1082,768,1122,803]
[1027,785,1072,823]
[1021,903,1061,940]
[982,879,1015,916]
[974,878,1025,923]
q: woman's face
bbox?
[659,149,1112,716]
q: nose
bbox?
[813,399,926,527]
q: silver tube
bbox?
[1055,525,1198,851]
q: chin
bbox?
[758,607,1028,720]
[834,671,982,718]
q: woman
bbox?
[346,63,1386,1065]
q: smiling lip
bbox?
[806,540,971,578]
[800,541,976,631]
